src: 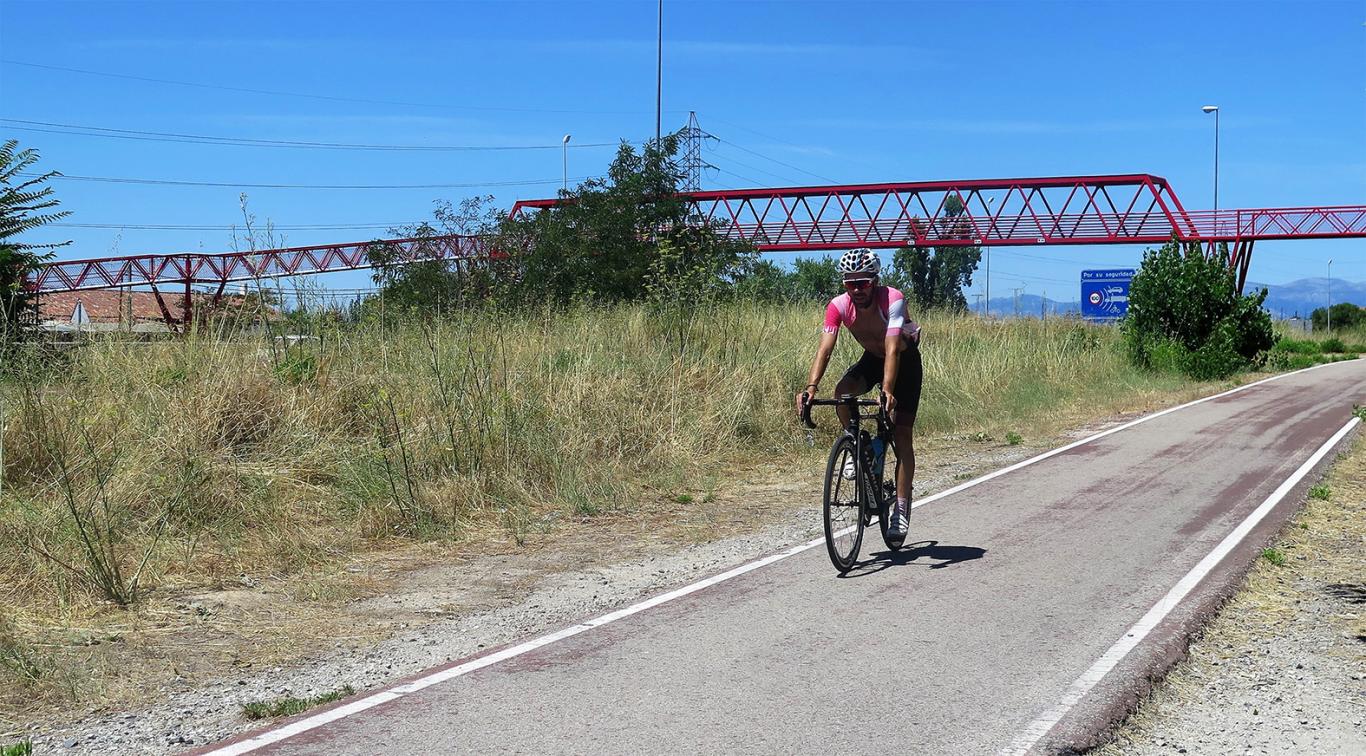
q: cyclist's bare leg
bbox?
[893,419,915,500]
[833,374,869,428]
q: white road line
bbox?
[1000,415,1361,756]
[203,360,1352,755]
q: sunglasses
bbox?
[843,279,875,291]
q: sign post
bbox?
[1081,269,1136,321]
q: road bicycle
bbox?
[800,393,906,572]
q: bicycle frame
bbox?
[801,393,893,512]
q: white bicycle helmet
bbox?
[837,248,881,277]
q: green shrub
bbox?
[1272,338,1321,355]
[1181,320,1247,380]
[2,740,33,756]
[1122,240,1274,379]
[1265,351,1318,371]
[1146,339,1188,374]
[1320,337,1347,354]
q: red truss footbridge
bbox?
[30,173,1366,327]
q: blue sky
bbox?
[1,0,1363,302]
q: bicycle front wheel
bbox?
[823,434,864,572]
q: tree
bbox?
[1,140,69,348]
[498,135,755,305]
[1310,302,1364,332]
[784,256,841,301]
[363,196,506,316]
[883,196,980,311]
[733,258,794,301]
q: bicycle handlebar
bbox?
[799,393,887,431]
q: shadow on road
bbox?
[841,540,987,578]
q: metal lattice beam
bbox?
[31,235,492,295]
[29,175,1366,310]
[513,174,1366,249]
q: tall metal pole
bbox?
[655,0,663,144]
[985,197,994,318]
[1327,258,1333,332]
[561,134,571,193]
[985,246,991,316]
[1202,105,1220,215]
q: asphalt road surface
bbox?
[205,360,1366,755]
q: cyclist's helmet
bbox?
[837,248,880,277]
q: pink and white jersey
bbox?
[822,286,918,354]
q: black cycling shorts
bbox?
[839,346,923,427]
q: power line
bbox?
[52,221,420,231]
[1,118,621,152]
[1,59,677,116]
[707,116,848,164]
[712,136,839,184]
[714,167,770,188]
[22,171,592,190]
[708,146,804,186]
[985,265,1075,285]
[708,115,888,173]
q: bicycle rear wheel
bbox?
[823,434,864,572]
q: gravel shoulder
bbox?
[1094,433,1366,755]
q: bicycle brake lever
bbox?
[799,392,817,429]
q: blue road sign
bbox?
[1081,269,1136,321]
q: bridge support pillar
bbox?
[1230,239,1254,294]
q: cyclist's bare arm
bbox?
[881,332,901,410]
[797,330,839,416]
[806,330,838,393]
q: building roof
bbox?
[37,290,176,324]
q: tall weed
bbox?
[1,304,1191,615]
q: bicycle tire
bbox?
[822,434,863,572]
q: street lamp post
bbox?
[562,134,571,193]
[985,196,995,317]
[1201,105,1220,216]
[656,0,663,143]
[1327,258,1333,332]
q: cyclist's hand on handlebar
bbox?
[880,390,897,414]
[795,388,813,419]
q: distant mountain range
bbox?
[1245,277,1365,320]
[968,277,1363,320]
[971,294,1080,318]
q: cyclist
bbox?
[796,248,922,539]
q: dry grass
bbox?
[0,301,1211,714]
